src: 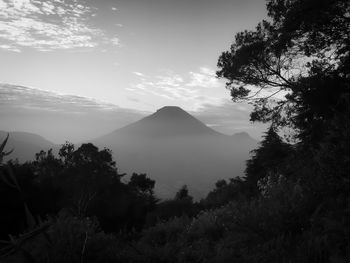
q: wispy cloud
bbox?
[0,0,121,52]
[0,43,21,52]
[0,83,132,113]
[111,37,121,47]
[128,67,267,137]
[0,83,147,142]
[187,67,221,88]
[133,71,146,77]
[129,67,225,110]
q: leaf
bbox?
[0,133,9,154]
[3,149,14,157]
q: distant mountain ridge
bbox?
[0,131,56,162]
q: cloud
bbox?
[0,83,143,113]
[133,71,146,77]
[0,44,21,52]
[132,71,196,101]
[111,7,118,11]
[130,67,225,110]
[111,37,120,47]
[0,83,147,142]
[0,0,121,51]
[131,67,266,137]
[187,67,221,88]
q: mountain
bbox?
[100,106,221,138]
[0,107,258,199]
[0,131,56,163]
[93,106,258,199]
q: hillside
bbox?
[0,131,56,163]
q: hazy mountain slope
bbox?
[0,131,56,163]
[93,106,258,199]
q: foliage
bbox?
[200,177,247,208]
[0,135,37,240]
[245,126,293,197]
[5,213,121,263]
[214,0,350,262]
[129,173,156,196]
[0,141,157,241]
[0,133,13,164]
[145,185,199,227]
[217,0,350,136]
[121,175,306,263]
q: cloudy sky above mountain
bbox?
[0,84,267,142]
[0,0,268,141]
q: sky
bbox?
[0,0,268,143]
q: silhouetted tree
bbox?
[216,0,350,261]
[245,126,292,197]
[0,142,159,234]
[146,185,197,226]
[128,173,155,196]
[217,0,350,138]
[215,179,227,189]
[201,177,247,208]
[175,185,192,202]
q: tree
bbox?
[175,185,192,202]
[215,179,227,189]
[31,143,161,232]
[217,1,350,261]
[245,126,292,197]
[58,141,75,166]
[217,0,350,140]
[0,135,36,239]
[146,185,196,225]
[128,173,155,196]
[202,177,247,208]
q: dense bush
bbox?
[0,142,156,241]
[4,212,121,263]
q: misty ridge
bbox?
[1,0,350,262]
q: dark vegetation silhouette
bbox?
[1,0,349,262]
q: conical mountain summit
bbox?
[111,106,221,137]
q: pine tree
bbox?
[245,126,291,197]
